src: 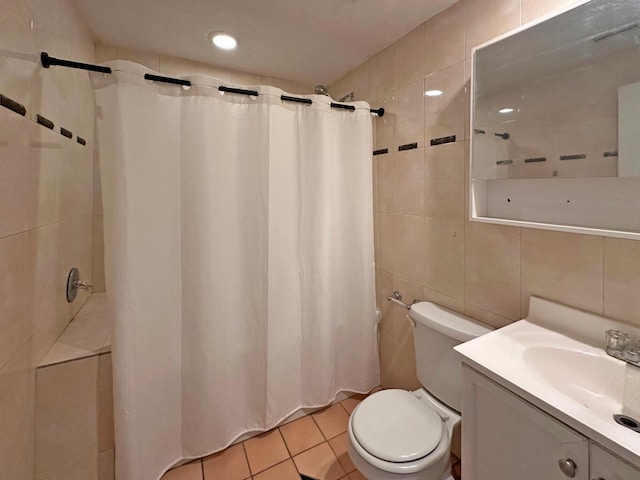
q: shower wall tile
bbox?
[424,142,465,220]
[521,0,576,24]
[424,218,464,300]
[379,331,420,390]
[424,61,467,146]
[0,214,93,373]
[393,148,424,216]
[98,449,115,480]
[463,303,513,329]
[393,78,425,149]
[375,269,394,321]
[465,222,521,320]
[98,381,114,451]
[422,285,465,315]
[423,0,465,76]
[394,22,426,90]
[372,91,394,150]
[604,238,640,327]
[388,276,423,342]
[370,45,394,99]
[0,0,37,113]
[376,154,394,213]
[35,356,99,479]
[0,0,96,476]
[330,60,370,103]
[30,0,95,60]
[0,345,35,480]
[391,214,424,283]
[521,229,604,318]
[376,212,394,273]
[464,0,521,58]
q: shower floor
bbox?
[160,389,462,480]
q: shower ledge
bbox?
[39,292,111,368]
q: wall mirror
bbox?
[470,0,640,239]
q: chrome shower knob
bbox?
[66,267,92,302]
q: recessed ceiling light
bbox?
[209,32,237,50]
[499,107,514,114]
[425,89,443,97]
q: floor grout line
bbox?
[161,388,468,480]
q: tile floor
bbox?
[161,392,462,480]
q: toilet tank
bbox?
[409,302,493,412]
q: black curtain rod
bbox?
[282,96,384,116]
[331,102,355,112]
[41,52,112,74]
[218,85,259,96]
[281,95,312,105]
[39,52,385,116]
[144,73,191,87]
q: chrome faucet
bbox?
[605,329,640,367]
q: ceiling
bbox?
[75,0,458,85]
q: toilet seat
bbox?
[348,389,457,477]
[351,389,443,463]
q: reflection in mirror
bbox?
[471,0,640,238]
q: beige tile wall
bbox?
[90,42,314,292]
[330,0,640,389]
[0,0,96,478]
[35,352,113,480]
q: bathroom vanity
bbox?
[455,297,640,480]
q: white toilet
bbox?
[348,302,493,480]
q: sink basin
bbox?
[522,345,625,416]
[454,296,640,467]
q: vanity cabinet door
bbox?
[462,366,589,480]
[590,443,640,480]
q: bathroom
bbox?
[1,0,640,479]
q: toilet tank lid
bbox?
[409,302,493,342]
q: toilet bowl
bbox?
[348,389,458,480]
[347,302,492,480]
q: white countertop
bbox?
[455,298,640,467]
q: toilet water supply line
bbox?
[386,291,418,328]
[375,291,418,358]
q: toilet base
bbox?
[348,441,453,480]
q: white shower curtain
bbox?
[93,61,378,480]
